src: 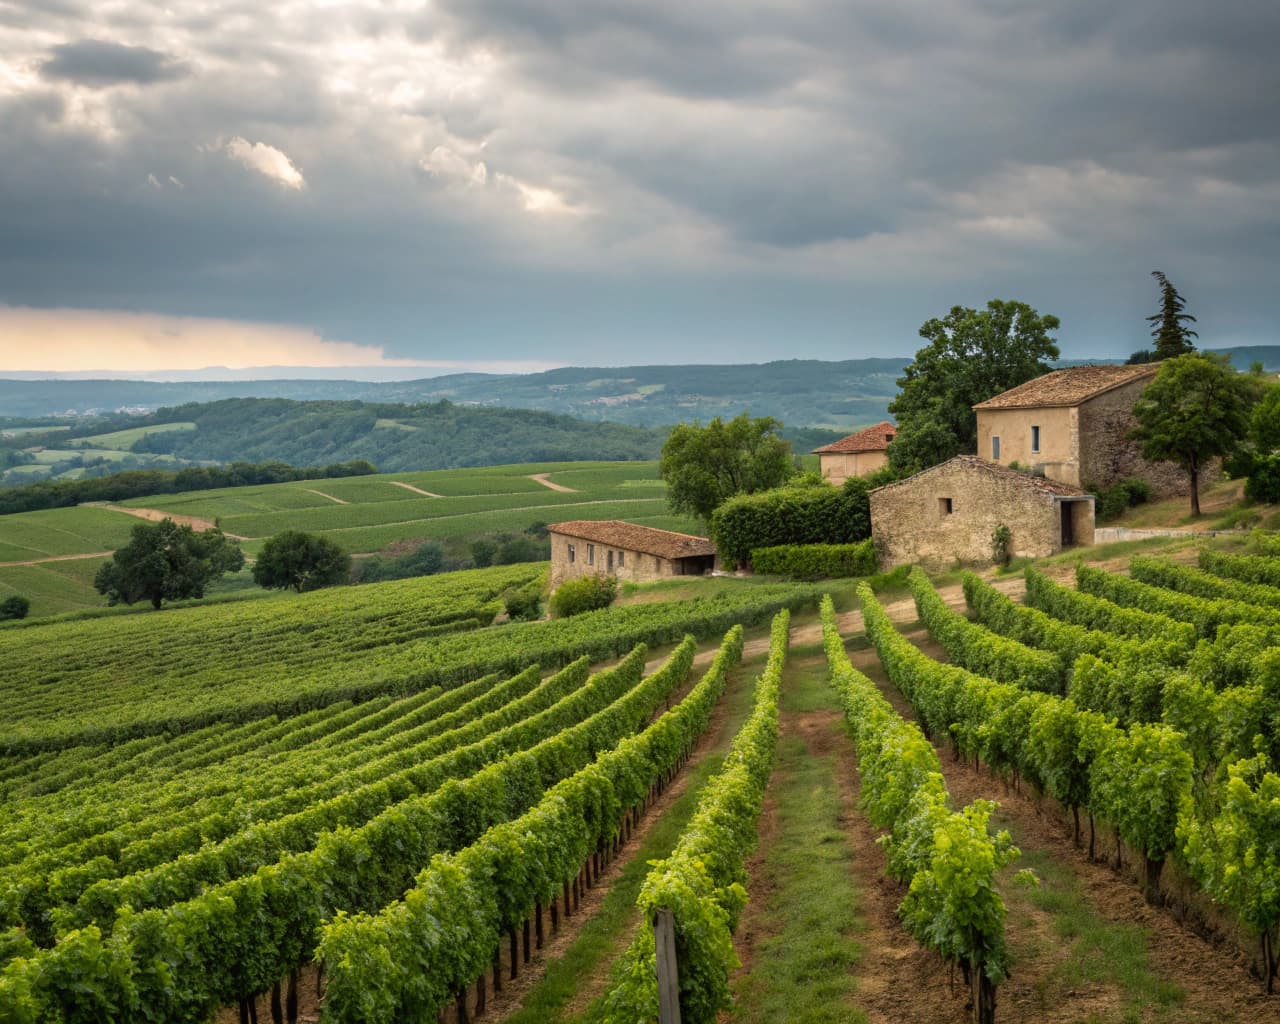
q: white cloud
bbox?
[421,145,488,185]
[222,137,306,190]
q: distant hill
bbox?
[0,358,912,427]
[4,346,1271,429]
[61,398,673,473]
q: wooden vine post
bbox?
[654,907,681,1024]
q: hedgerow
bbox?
[749,539,876,579]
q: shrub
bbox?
[252,530,350,593]
[470,538,498,568]
[504,573,547,621]
[0,596,30,620]
[749,540,876,580]
[550,574,617,618]
[1089,476,1153,521]
[711,477,871,568]
[991,524,1012,567]
[494,534,548,565]
[1242,452,1280,503]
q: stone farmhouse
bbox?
[812,420,896,486]
[973,363,1185,495]
[547,520,717,588]
[870,455,1094,570]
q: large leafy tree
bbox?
[659,413,794,522]
[888,300,1060,473]
[94,518,245,609]
[1131,353,1254,515]
[252,529,351,593]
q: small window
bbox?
[1031,425,1041,453]
[939,497,953,516]
[568,543,575,564]
[617,550,624,567]
[607,550,614,571]
[587,543,595,566]
[992,435,1001,460]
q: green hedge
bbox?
[550,574,616,618]
[710,479,870,568]
[749,540,876,579]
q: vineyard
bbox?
[1,542,1278,1022]
[0,460,691,617]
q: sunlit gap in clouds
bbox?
[0,307,564,378]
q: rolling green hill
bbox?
[0,460,700,617]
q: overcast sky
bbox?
[0,0,1277,374]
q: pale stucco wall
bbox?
[976,406,1079,484]
[818,449,889,486]
[549,532,673,588]
[869,461,1094,570]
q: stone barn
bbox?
[870,456,1094,570]
[973,363,1189,497]
[548,520,717,589]
[813,420,896,486]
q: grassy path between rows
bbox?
[494,645,769,1023]
[848,625,1267,1024]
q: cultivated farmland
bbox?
[1,542,1276,1023]
[0,460,692,615]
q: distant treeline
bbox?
[0,460,377,516]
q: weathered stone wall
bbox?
[549,532,672,588]
[818,449,888,486]
[870,461,1091,570]
[1069,498,1095,547]
[1076,378,1193,497]
[976,406,1078,483]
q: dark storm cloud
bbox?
[0,0,1278,365]
[39,39,189,86]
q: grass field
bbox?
[0,460,700,617]
[67,421,196,450]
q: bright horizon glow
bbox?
[0,306,563,376]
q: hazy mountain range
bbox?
[3,348,1276,427]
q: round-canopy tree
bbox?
[1131,353,1255,515]
[659,412,794,522]
[253,529,351,593]
[888,299,1060,473]
[94,518,245,609]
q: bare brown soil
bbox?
[388,480,442,498]
[302,489,347,505]
[86,502,250,540]
[528,473,578,493]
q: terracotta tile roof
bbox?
[972,363,1159,410]
[548,520,716,559]
[812,420,897,454]
[870,455,1092,499]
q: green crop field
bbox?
[0,543,1272,1024]
[0,506,139,562]
[68,421,196,450]
[0,460,700,616]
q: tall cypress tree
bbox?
[1146,270,1198,359]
